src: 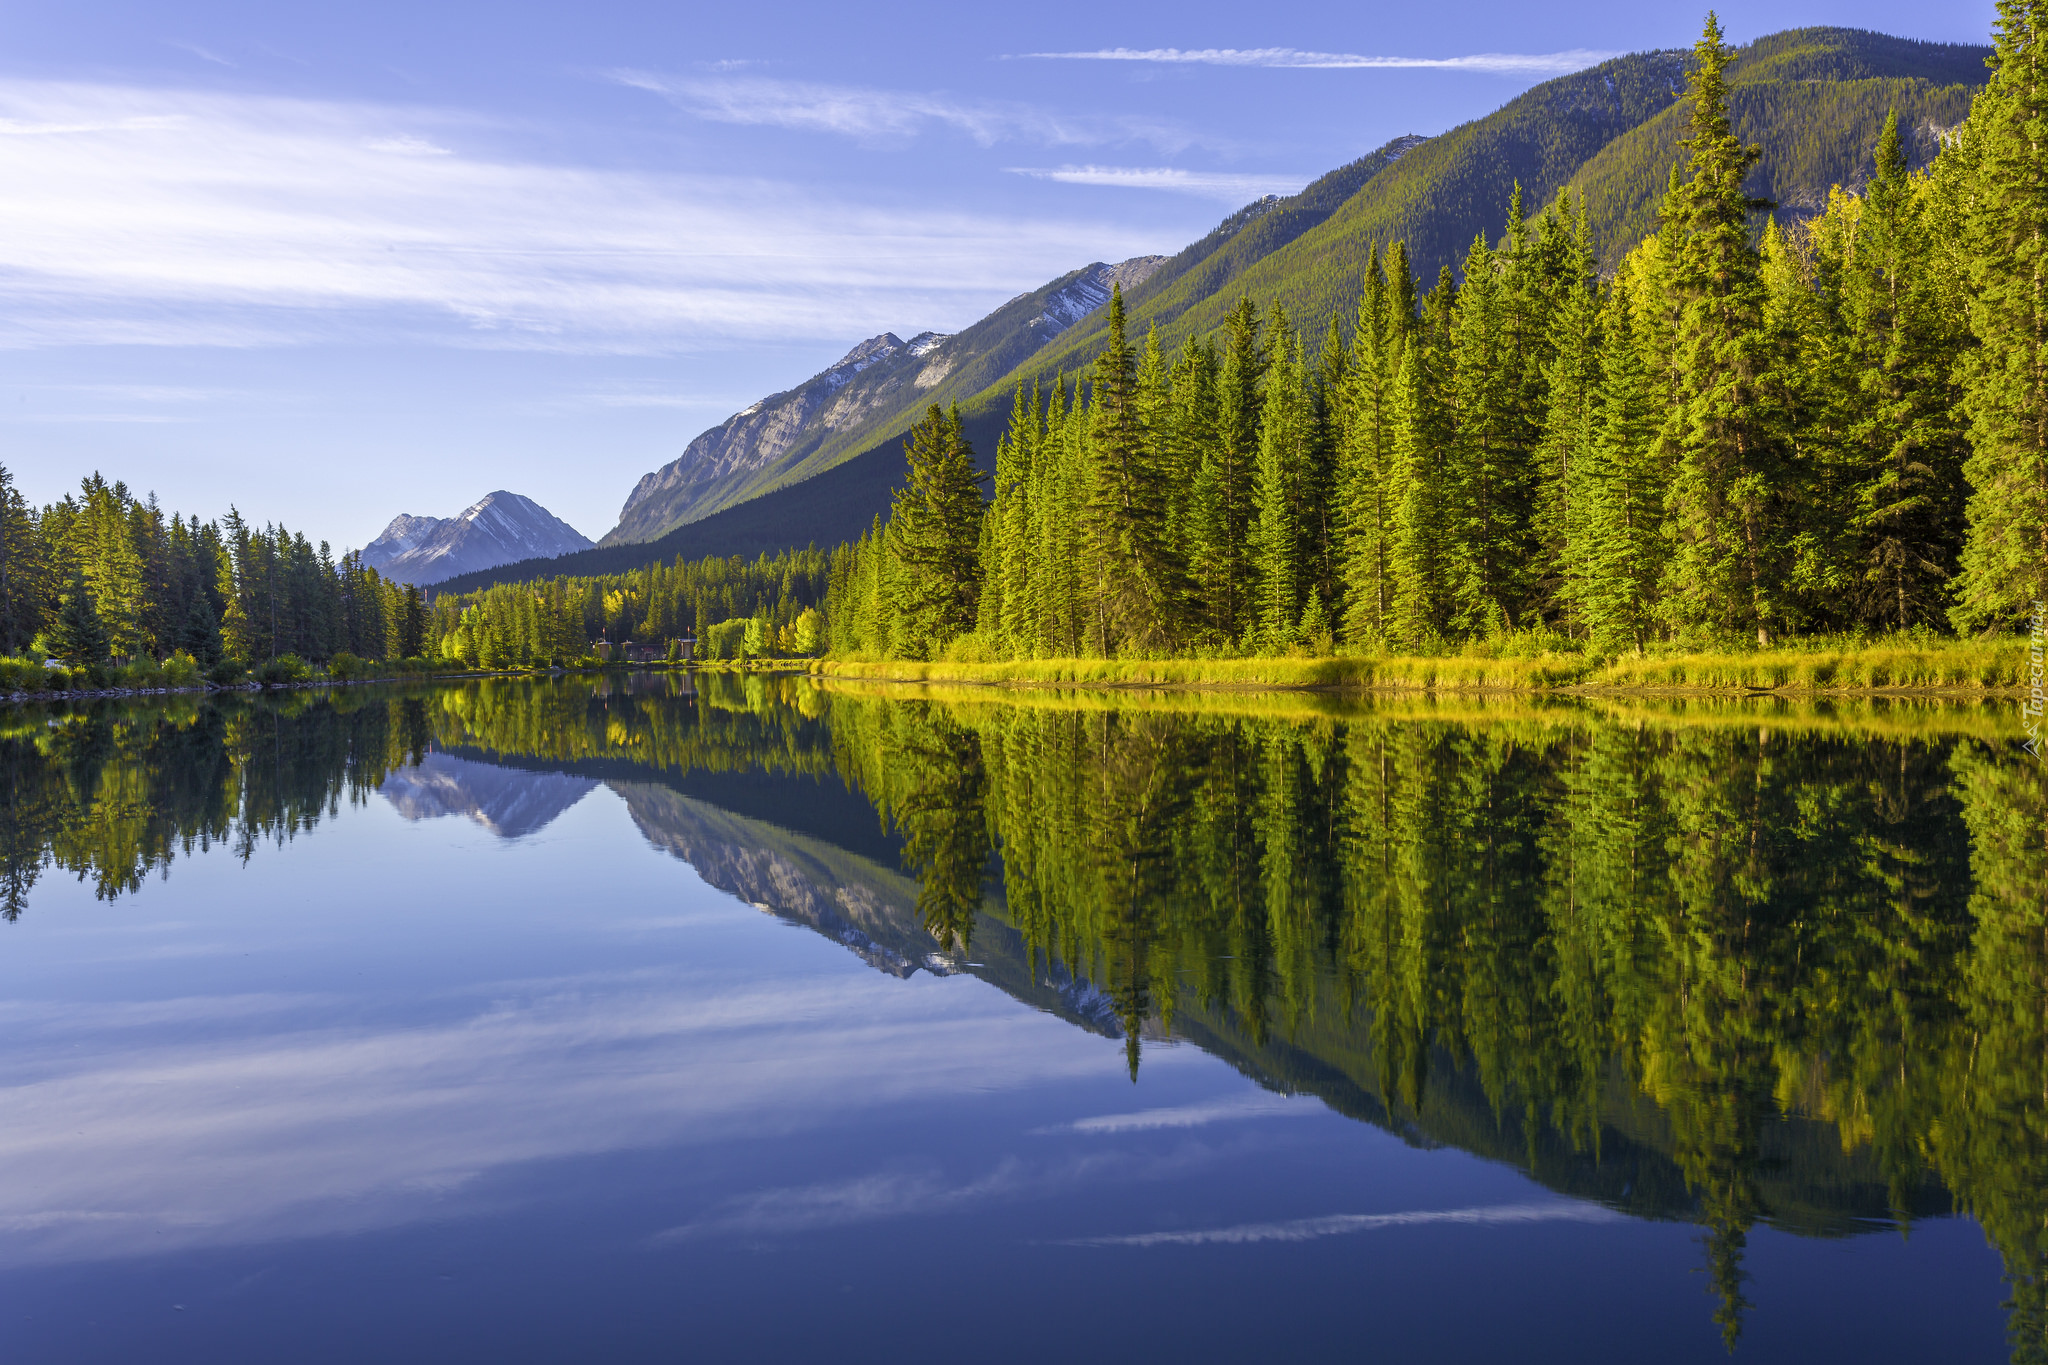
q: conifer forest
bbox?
[825,15,2048,665]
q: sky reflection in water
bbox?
[0,676,2026,1362]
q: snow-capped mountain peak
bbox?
[361,491,594,586]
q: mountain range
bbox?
[363,491,594,586]
[424,25,1991,598]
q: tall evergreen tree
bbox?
[47,570,109,668]
[1952,0,2048,629]
[1082,286,1185,652]
[1387,337,1447,644]
[1252,317,1309,649]
[1204,298,1268,637]
[1571,262,1669,653]
[888,403,987,655]
[1657,13,1788,644]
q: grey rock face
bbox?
[601,253,1167,547]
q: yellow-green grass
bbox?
[810,654,1585,690]
[1581,641,2030,690]
[813,638,2034,695]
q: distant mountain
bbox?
[601,255,1166,547]
[363,491,593,586]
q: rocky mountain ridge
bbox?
[600,254,1166,547]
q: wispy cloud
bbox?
[0,80,1160,353]
[1007,164,1305,203]
[611,70,1207,152]
[365,134,452,155]
[166,40,235,68]
[656,1161,1033,1241]
[1064,1201,1622,1248]
[0,970,1108,1267]
[1015,47,1617,76]
[1040,1092,1322,1134]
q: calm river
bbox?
[0,673,2037,1362]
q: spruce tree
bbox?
[1209,298,1269,638]
[1386,337,1446,644]
[0,465,49,654]
[1533,204,1602,628]
[179,590,222,664]
[1657,13,1788,645]
[1162,336,1219,583]
[1252,318,1308,650]
[1081,286,1185,652]
[1951,1,2048,629]
[889,403,987,655]
[1445,234,1516,635]
[48,569,109,669]
[1572,263,1669,653]
[1339,245,1420,643]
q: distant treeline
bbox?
[0,468,426,669]
[425,549,828,668]
[822,16,2040,662]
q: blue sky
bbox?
[0,0,1997,549]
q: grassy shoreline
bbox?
[809,639,2038,695]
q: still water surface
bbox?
[0,674,2037,1362]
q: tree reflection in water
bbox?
[0,674,2037,1357]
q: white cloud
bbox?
[612,70,1206,152]
[1064,1201,1622,1247]
[365,134,453,155]
[1016,47,1618,76]
[0,80,1160,353]
[1008,164,1306,203]
[1041,1091,1323,1134]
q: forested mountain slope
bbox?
[1572,29,1983,265]
[1003,27,1984,391]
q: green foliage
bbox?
[429,547,828,668]
[327,652,371,682]
[1950,0,2048,629]
[47,570,109,670]
[256,653,311,685]
[888,404,986,654]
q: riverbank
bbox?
[810,638,2036,694]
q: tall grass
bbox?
[816,633,2034,694]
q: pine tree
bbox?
[890,403,986,655]
[397,583,428,658]
[1951,1,2048,629]
[1572,261,1669,653]
[1252,317,1308,650]
[1533,205,1603,629]
[1657,14,1788,644]
[1081,285,1185,652]
[179,591,222,663]
[1387,337,1446,644]
[1444,233,1517,635]
[0,465,49,654]
[1339,245,1414,643]
[1207,298,1268,638]
[47,570,109,668]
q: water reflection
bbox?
[0,674,2040,1356]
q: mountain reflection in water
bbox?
[0,672,2039,1358]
